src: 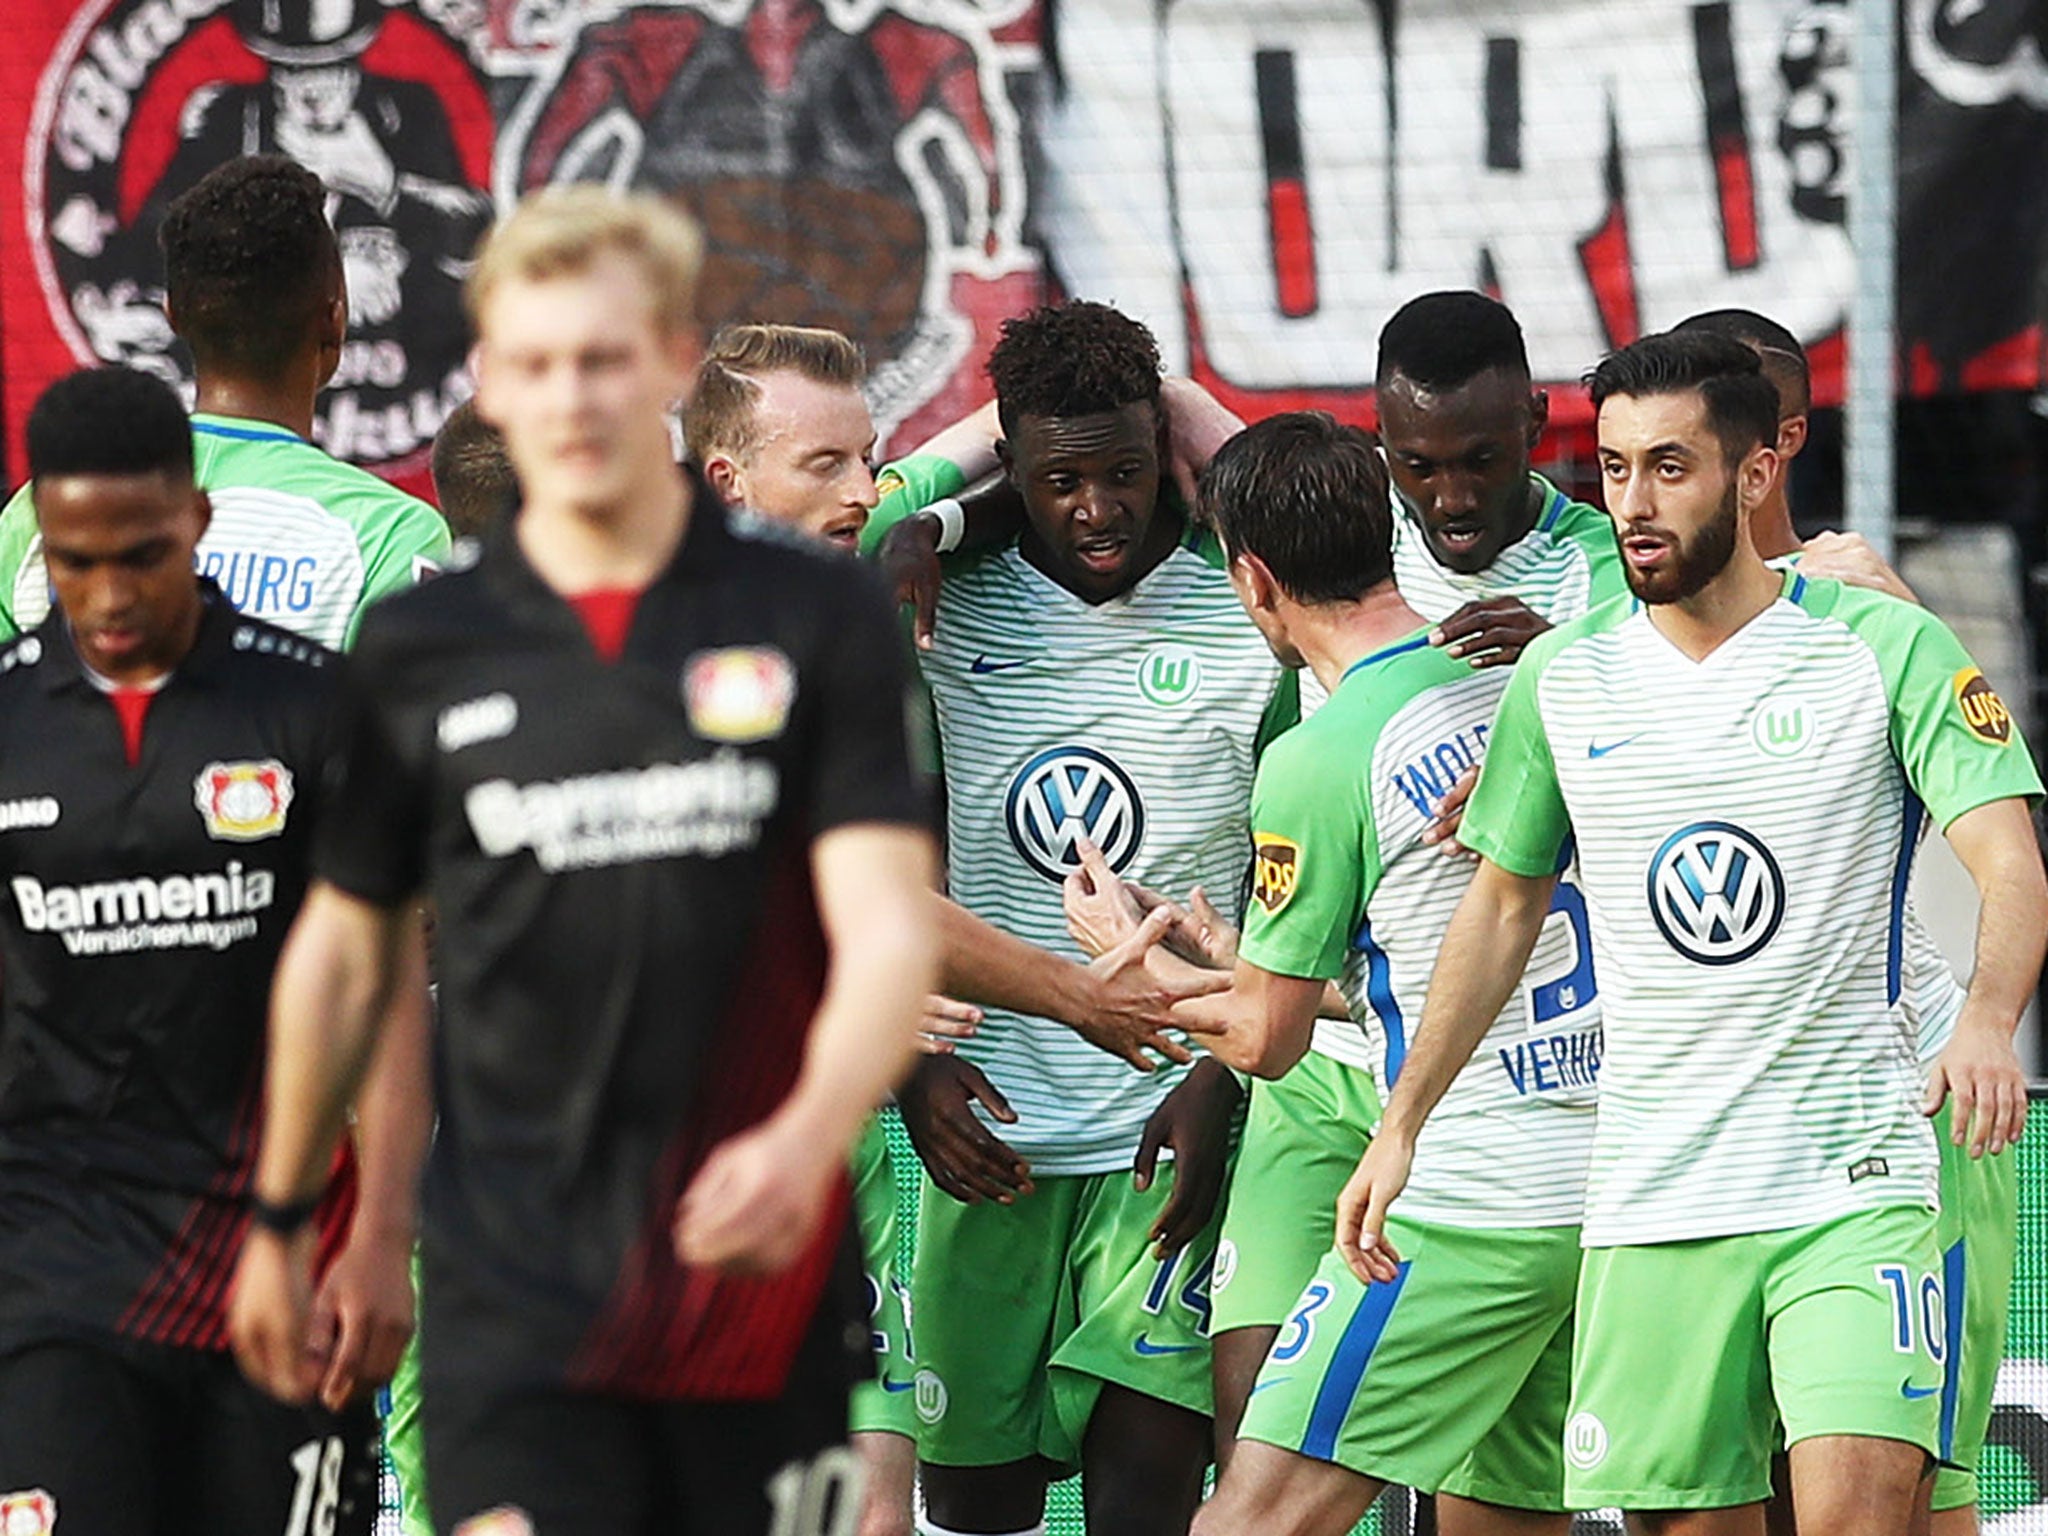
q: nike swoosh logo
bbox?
[1247,1376,1290,1396]
[1132,1333,1201,1357]
[1587,736,1642,759]
[969,655,1031,674]
[880,1376,915,1393]
[1901,1380,1940,1400]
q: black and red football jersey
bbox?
[316,477,926,1402]
[0,587,354,1355]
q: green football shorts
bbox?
[1211,1049,1378,1336]
[910,1166,1220,1471]
[1931,1099,2019,1512]
[1235,1216,1579,1508]
[849,1114,918,1439]
[1566,1204,1944,1510]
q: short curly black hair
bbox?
[28,367,193,483]
[162,154,339,380]
[985,300,1162,435]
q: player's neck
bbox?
[517,461,693,596]
[1648,542,1783,661]
[1750,490,1799,561]
[1296,581,1427,694]
[193,374,315,440]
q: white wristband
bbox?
[924,496,966,554]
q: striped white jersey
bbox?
[1392,474,1624,628]
[1300,475,1624,718]
[1462,573,2041,1245]
[1763,550,1971,1069]
[1302,477,1626,1062]
[920,534,1287,1173]
[1902,916,1967,1068]
[1240,635,1598,1227]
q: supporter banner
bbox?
[0,0,1041,491]
[0,1,2041,483]
[1039,0,2048,422]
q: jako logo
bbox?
[1004,746,1145,882]
[1646,821,1785,966]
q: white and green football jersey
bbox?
[1299,476,1625,717]
[1462,571,2042,1246]
[0,413,450,650]
[1391,474,1625,627]
[920,530,1289,1175]
[1764,549,1972,1070]
[1240,632,1598,1228]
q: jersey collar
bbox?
[191,413,305,445]
[479,462,733,632]
[35,577,240,695]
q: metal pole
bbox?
[1845,0,1898,558]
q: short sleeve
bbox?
[1860,597,2044,827]
[1238,727,1373,981]
[801,562,930,836]
[347,499,454,648]
[312,630,433,905]
[1458,648,1571,877]
[858,455,969,558]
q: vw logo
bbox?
[1004,745,1145,882]
[1646,820,1786,966]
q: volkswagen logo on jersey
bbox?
[1646,820,1785,966]
[1004,746,1145,882]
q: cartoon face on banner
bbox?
[28,0,495,473]
[486,0,1041,447]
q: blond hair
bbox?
[682,323,867,464]
[465,185,704,337]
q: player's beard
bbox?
[1624,483,1739,605]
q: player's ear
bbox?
[1231,548,1280,613]
[1776,412,1808,463]
[191,488,213,541]
[995,435,1016,487]
[701,452,743,503]
[1738,443,1778,514]
[1527,387,1549,447]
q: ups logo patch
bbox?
[1953,668,2013,746]
[1252,834,1300,914]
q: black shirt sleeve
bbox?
[313,634,431,905]
[800,561,929,838]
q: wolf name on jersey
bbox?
[920,528,1288,1174]
[1241,633,1597,1228]
[0,414,450,650]
[1462,573,2043,1246]
[0,591,351,1355]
